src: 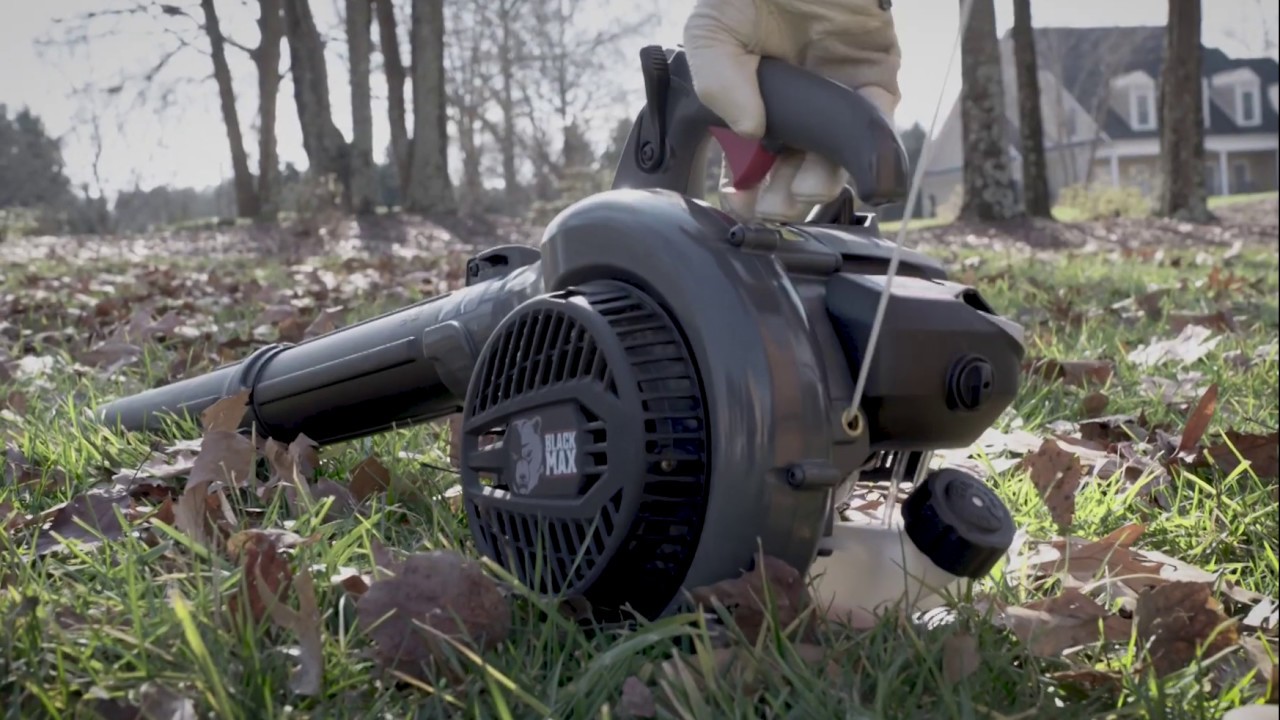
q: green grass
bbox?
[878,190,1279,233]
[1,226,1277,719]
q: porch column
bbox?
[1110,153,1120,187]
[1219,150,1230,195]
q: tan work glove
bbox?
[683,0,902,222]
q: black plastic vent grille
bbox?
[471,307,615,416]
[462,280,710,618]
[471,489,624,595]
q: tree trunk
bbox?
[200,0,259,219]
[958,0,1022,222]
[282,0,350,206]
[1157,0,1212,221]
[347,0,376,214]
[374,0,410,195]
[404,0,456,213]
[1011,0,1052,218]
[497,1,521,204]
[256,0,283,221]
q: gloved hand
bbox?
[683,0,902,222]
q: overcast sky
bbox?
[1,0,1275,197]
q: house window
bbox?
[1133,90,1155,130]
[1239,86,1260,125]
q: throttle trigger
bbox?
[637,46,670,172]
[710,128,778,190]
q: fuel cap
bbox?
[901,468,1015,579]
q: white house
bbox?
[918,26,1280,213]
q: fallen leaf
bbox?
[1048,668,1124,696]
[688,553,815,643]
[1176,383,1220,456]
[941,631,980,683]
[33,487,136,556]
[1020,439,1085,529]
[355,549,511,681]
[310,479,357,520]
[1168,310,1238,334]
[1127,325,1221,368]
[348,456,391,502]
[1097,523,1146,550]
[256,562,325,695]
[200,390,251,433]
[331,568,372,598]
[1196,431,1279,480]
[617,676,657,719]
[303,306,345,339]
[1025,358,1114,388]
[1081,392,1110,417]
[1135,581,1239,678]
[226,529,307,625]
[995,589,1132,657]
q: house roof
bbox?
[1009,25,1278,138]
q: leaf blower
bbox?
[97,47,1024,622]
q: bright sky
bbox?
[1,0,1275,198]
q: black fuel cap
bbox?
[901,468,1015,579]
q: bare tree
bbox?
[1157,0,1211,221]
[199,0,259,218]
[404,0,456,213]
[1011,0,1050,218]
[283,0,351,205]
[374,0,410,194]
[958,0,1021,221]
[347,0,377,213]
[444,0,494,213]
[256,0,284,221]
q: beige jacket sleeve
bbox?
[683,0,902,220]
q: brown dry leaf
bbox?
[226,529,307,625]
[78,341,143,369]
[1135,581,1239,678]
[996,589,1132,657]
[1097,523,1147,550]
[1048,668,1124,695]
[310,479,357,520]
[1168,310,1238,334]
[355,549,511,681]
[1025,358,1114,388]
[1081,392,1110,417]
[33,487,136,556]
[349,456,391,503]
[1078,415,1148,446]
[688,553,815,643]
[1030,535,1167,594]
[1021,439,1085,529]
[188,431,255,489]
[2,389,27,415]
[1127,325,1222,369]
[1,500,17,531]
[331,568,372,598]
[256,562,325,695]
[201,390,251,433]
[941,631,980,683]
[1176,383,1220,456]
[303,307,346,339]
[1196,431,1279,480]
[617,676,657,719]
[172,479,232,550]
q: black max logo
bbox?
[543,430,577,477]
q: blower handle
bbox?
[610,46,910,208]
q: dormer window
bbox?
[1132,89,1156,130]
[1238,84,1261,125]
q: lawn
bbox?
[1,206,1277,719]
[878,191,1280,234]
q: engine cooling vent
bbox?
[459,280,711,619]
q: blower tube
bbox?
[97,259,545,445]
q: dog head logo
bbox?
[509,416,543,494]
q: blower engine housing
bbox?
[95,46,1026,623]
